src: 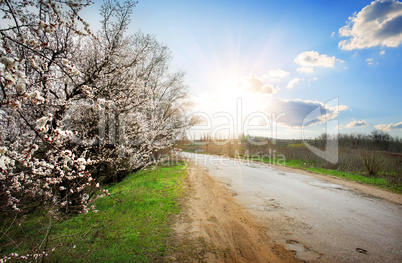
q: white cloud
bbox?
[339,0,402,50]
[375,122,402,131]
[286,77,316,88]
[339,120,369,129]
[286,77,302,89]
[380,50,385,55]
[240,74,276,94]
[366,57,375,65]
[297,66,314,73]
[265,68,289,80]
[294,51,342,73]
[331,32,335,38]
[264,99,348,127]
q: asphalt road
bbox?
[182,152,402,263]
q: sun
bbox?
[211,71,241,91]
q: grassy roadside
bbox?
[1,163,187,262]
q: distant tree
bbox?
[370,130,391,151]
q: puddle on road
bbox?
[247,204,266,211]
[246,201,284,212]
[308,181,347,190]
[284,239,321,261]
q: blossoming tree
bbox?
[0,0,103,218]
[1,0,192,260]
[0,0,191,216]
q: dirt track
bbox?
[167,162,300,262]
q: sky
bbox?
[84,0,402,140]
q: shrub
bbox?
[360,149,385,176]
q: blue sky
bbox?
[85,0,402,139]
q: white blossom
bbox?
[36,116,49,129]
[0,56,16,69]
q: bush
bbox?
[360,149,385,176]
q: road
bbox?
[182,152,402,263]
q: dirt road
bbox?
[167,162,300,262]
[180,152,402,263]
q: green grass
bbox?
[1,163,187,262]
[284,159,387,184]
